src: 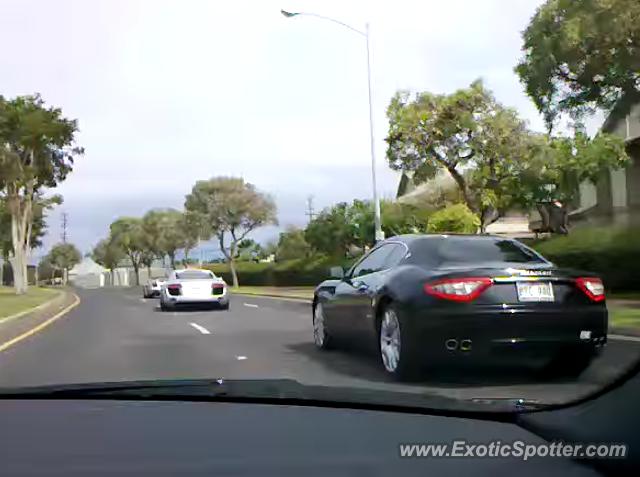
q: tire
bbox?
[312,302,334,350]
[378,303,419,380]
[160,300,170,312]
[219,301,230,311]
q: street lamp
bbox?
[281,9,384,242]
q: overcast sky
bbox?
[1,0,559,258]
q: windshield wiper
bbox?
[0,378,544,419]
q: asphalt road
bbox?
[0,287,638,405]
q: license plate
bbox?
[516,281,554,302]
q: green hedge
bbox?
[532,226,640,292]
[203,256,356,287]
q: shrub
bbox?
[533,226,640,292]
[427,204,480,234]
[203,255,357,287]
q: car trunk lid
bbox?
[180,280,214,299]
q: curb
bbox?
[609,326,640,339]
[0,292,80,353]
[0,289,65,325]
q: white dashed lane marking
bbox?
[243,303,259,308]
[189,322,211,335]
[236,356,247,360]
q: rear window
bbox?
[410,236,546,268]
[439,237,545,266]
[175,270,214,280]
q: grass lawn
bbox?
[0,286,60,321]
[609,307,640,330]
[232,286,315,300]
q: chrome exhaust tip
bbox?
[460,339,472,352]
[445,339,458,351]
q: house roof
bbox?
[69,257,107,275]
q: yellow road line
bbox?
[0,293,81,353]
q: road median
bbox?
[0,287,63,323]
[0,289,80,353]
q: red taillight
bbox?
[167,284,182,296]
[424,277,493,302]
[575,277,605,302]
[212,283,225,295]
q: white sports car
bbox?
[160,269,230,311]
[143,278,166,298]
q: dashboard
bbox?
[1,399,602,476]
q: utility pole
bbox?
[61,212,69,244]
[305,195,316,223]
[281,10,384,242]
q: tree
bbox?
[381,201,430,236]
[260,241,278,261]
[182,211,205,266]
[276,227,312,261]
[0,194,61,260]
[305,202,357,257]
[386,81,534,230]
[37,255,58,283]
[513,131,630,231]
[92,237,124,284]
[236,238,263,262]
[184,177,277,287]
[46,243,81,284]
[516,0,640,129]
[140,250,156,277]
[427,204,480,234]
[386,81,630,232]
[305,199,431,257]
[0,94,82,294]
[142,208,187,269]
[110,217,146,285]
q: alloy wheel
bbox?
[313,303,327,348]
[380,308,402,373]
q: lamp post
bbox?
[281,10,384,242]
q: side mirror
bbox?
[329,266,344,279]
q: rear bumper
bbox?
[163,292,229,306]
[401,303,607,364]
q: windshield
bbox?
[0,0,638,421]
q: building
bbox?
[573,97,640,226]
[69,257,107,288]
